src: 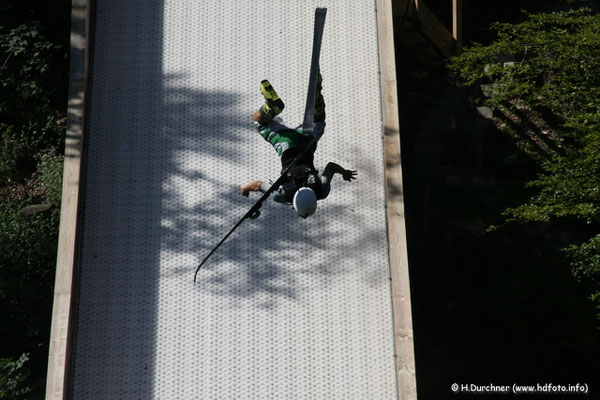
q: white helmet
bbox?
[293,187,317,218]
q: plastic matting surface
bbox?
[71,1,397,398]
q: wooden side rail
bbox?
[394,0,462,59]
[452,0,463,54]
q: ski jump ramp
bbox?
[47,0,416,398]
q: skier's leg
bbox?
[255,80,285,125]
[311,71,326,140]
[295,71,326,139]
[254,115,298,157]
[313,121,325,139]
[254,117,291,139]
[253,78,291,149]
[313,70,325,123]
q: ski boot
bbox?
[257,80,285,124]
[314,71,325,123]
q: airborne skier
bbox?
[195,8,333,277]
[241,73,357,218]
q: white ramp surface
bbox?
[72,1,397,398]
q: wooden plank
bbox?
[45,0,91,398]
[411,0,454,58]
[376,1,418,399]
[453,0,463,54]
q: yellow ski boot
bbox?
[257,80,285,123]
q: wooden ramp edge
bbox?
[377,0,418,398]
[45,0,91,398]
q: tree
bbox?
[0,0,70,396]
[0,354,32,399]
[449,8,600,317]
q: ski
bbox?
[194,8,327,282]
[302,7,327,136]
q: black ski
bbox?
[302,7,327,136]
[194,8,327,282]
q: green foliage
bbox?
[503,138,600,223]
[0,201,58,342]
[0,22,66,184]
[450,8,600,315]
[35,152,64,207]
[0,1,70,396]
[0,26,63,345]
[449,8,600,147]
[566,234,600,283]
[0,354,32,399]
[450,9,600,120]
[564,234,600,316]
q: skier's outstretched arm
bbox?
[241,180,287,203]
[320,162,357,199]
[241,180,262,197]
[324,162,357,181]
